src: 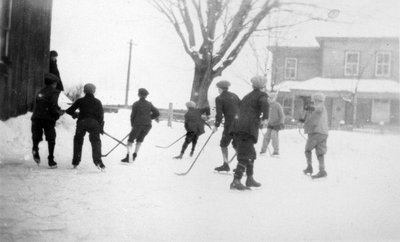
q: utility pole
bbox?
[125,39,133,106]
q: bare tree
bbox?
[149,0,330,108]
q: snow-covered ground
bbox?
[1,110,400,241]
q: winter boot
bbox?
[215,162,230,172]
[311,170,327,179]
[32,149,40,165]
[132,153,137,161]
[303,165,313,175]
[230,178,250,190]
[189,150,194,157]
[173,153,183,159]
[245,176,261,188]
[121,154,130,163]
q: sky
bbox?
[50,0,400,108]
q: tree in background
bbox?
[150,0,332,108]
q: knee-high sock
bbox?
[127,142,133,155]
[305,150,312,165]
[221,147,228,163]
[317,155,325,171]
[134,142,142,154]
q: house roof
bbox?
[315,37,399,46]
[267,46,320,52]
[278,78,400,99]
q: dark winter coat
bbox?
[214,90,240,128]
[231,89,269,143]
[49,59,64,91]
[184,107,210,135]
[130,98,160,127]
[31,86,61,122]
[66,93,104,126]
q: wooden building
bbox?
[269,37,400,128]
[0,0,53,120]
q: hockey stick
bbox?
[175,132,214,176]
[104,131,128,147]
[155,134,186,149]
[226,153,237,164]
[102,133,130,157]
[260,128,273,156]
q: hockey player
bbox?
[230,76,269,190]
[212,80,240,172]
[31,73,63,168]
[300,92,329,179]
[49,50,64,92]
[66,83,105,170]
[260,92,285,156]
[121,88,160,163]
[174,101,210,159]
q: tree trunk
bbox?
[190,64,214,108]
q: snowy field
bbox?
[1,109,400,241]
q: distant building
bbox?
[268,37,400,128]
[0,0,53,120]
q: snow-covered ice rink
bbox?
[1,110,400,241]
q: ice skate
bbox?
[311,170,327,179]
[96,161,106,171]
[173,154,183,159]
[48,160,58,169]
[32,149,40,166]
[214,163,230,172]
[121,154,129,163]
[303,165,313,176]
[132,153,137,161]
[230,179,250,190]
[245,176,261,188]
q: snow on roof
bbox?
[273,81,299,92]
[290,77,400,95]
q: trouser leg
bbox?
[271,130,279,153]
[73,124,85,165]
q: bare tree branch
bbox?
[178,0,196,47]
[150,0,201,64]
[213,0,280,76]
[213,0,253,65]
[191,0,207,40]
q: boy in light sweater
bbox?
[300,92,329,179]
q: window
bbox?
[0,0,12,63]
[344,51,360,76]
[277,97,292,117]
[284,58,297,79]
[375,51,391,77]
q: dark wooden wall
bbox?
[0,0,53,120]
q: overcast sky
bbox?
[50,0,400,108]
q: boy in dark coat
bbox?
[300,92,329,179]
[66,83,105,170]
[213,80,240,172]
[121,88,160,163]
[230,76,269,190]
[174,101,210,159]
[49,50,64,91]
[31,73,62,168]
